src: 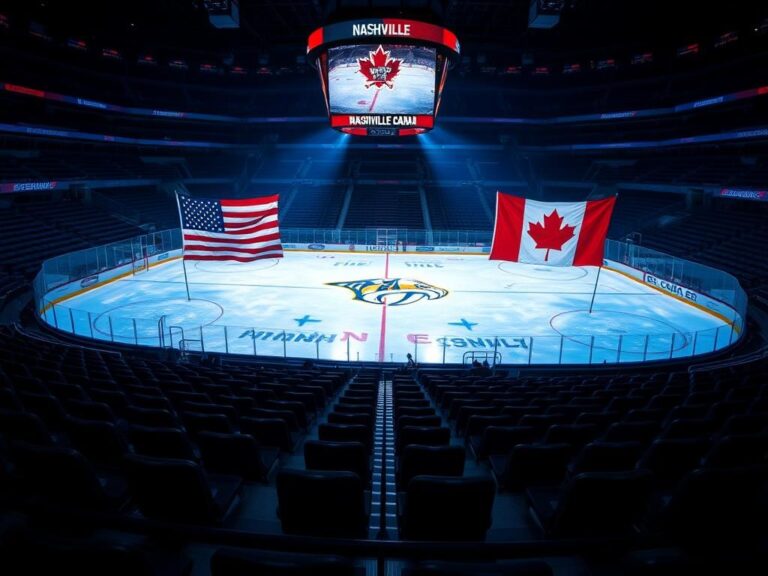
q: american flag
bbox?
[177,194,283,262]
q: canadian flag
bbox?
[489,193,616,267]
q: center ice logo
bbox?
[328,278,447,306]
[358,45,401,89]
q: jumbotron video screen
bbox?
[328,44,436,116]
[307,18,460,135]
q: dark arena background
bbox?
[1,0,768,573]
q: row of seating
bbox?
[276,377,379,538]
[416,367,768,542]
[392,375,496,541]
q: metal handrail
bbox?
[168,325,185,349]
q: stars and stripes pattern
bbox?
[177,194,283,262]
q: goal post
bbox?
[375,228,400,252]
[131,237,149,275]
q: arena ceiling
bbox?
[4,0,762,54]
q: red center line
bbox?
[377,251,389,362]
[368,88,381,113]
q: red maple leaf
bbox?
[358,45,401,89]
[527,209,576,262]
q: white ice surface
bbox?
[329,65,436,115]
[43,252,735,365]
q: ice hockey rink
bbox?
[329,64,436,115]
[41,251,737,365]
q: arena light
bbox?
[307,19,460,136]
[529,0,565,29]
[203,0,240,29]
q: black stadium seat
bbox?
[399,475,496,541]
[398,444,465,490]
[304,440,370,485]
[64,417,129,468]
[123,453,243,524]
[403,560,554,576]
[128,425,198,461]
[11,441,129,511]
[239,417,297,452]
[276,469,368,538]
[0,409,53,445]
[211,547,356,576]
[197,431,279,482]
[527,469,653,538]
[398,425,451,452]
[318,423,372,452]
[568,441,645,476]
[491,443,571,491]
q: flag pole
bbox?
[588,264,602,314]
[588,192,618,314]
[174,192,192,301]
[181,258,191,302]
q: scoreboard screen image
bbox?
[328,44,436,116]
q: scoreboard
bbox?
[307,19,460,137]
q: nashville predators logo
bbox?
[328,278,448,306]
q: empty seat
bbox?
[543,424,598,453]
[527,469,653,537]
[491,443,571,491]
[239,417,296,452]
[0,409,52,445]
[0,388,22,411]
[398,398,432,412]
[66,399,116,423]
[482,426,538,458]
[304,440,369,485]
[650,465,768,546]
[210,547,356,576]
[399,445,465,491]
[403,560,553,576]
[48,383,88,402]
[334,402,374,416]
[518,415,565,438]
[276,469,367,538]
[701,434,768,468]
[397,415,442,434]
[197,431,279,482]
[249,407,300,431]
[636,438,709,488]
[327,412,372,428]
[124,406,179,428]
[568,441,644,476]
[574,411,621,433]
[131,394,174,411]
[398,426,451,452]
[124,453,242,524]
[456,406,498,436]
[11,441,128,511]
[128,425,197,461]
[264,400,309,429]
[4,538,162,576]
[603,421,658,445]
[721,413,768,436]
[623,409,668,424]
[181,401,237,423]
[465,415,517,440]
[182,412,234,437]
[19,393,68,430]
[400,476,495,541]
[661,418,719,440]
[318,423,371,452]
[396,406,436,420]
[65,417,129,467]
[88,389,129,417]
